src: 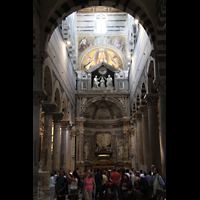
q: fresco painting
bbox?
[81,48,122,71]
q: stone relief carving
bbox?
[81,97,87,107]
[96,133,111,148]
[117,97,126,108]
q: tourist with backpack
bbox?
[153,168,165,196]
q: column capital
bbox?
[153,77,166,95]
[53,112,64,123]
[42,102,57,115]
[61,120,69,128]
[144,94,159,107]
[134,111,142,122]
[138,105,148,116]
[75,117,86,126]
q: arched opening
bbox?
[79,99,129,170]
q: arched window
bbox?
[95,13,107,33]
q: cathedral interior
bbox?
[33,0,166,197]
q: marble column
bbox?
[42,103,57,171]
[139,105,151,172]
[132,118,138,169]
[52,112,64,172]
[144,94,161,171]
[60,120,68,171]
[33,91,45,194]
[70,126,76,171]
[66,124,71,170]
[134,111,144,169]
[154,78,166,179]
[75,117,85,163]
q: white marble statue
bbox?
[93,75,99,88]
[84,142,90,160]
[106,75,113,88]
[118,145,124,160]
[100,76,105,88]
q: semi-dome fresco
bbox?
[81,48,122,71]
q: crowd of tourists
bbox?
[48,165,166,200]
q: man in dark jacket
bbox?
[55,169,67,200]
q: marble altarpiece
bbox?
[75,52,132,172]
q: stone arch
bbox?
[53,80,62,112]
[43,65,53,102]
[43,1,156,53]
[61,92,68,120]
[79,96,127,117]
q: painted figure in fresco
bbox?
[113,36,124,51]
[106,75,113,88]
[93,75,99,88]
[96,48,107,64]
[79,37,88,50]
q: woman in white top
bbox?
[49,172,55,200]
[67,171,78,200]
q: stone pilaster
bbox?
[154,78,166,179]
[139,105,151,172]
[111,131,117,162]
[144,94,161,171]
[132,118,138,169]
[134,111,144,169]
[33,91,46,194]
[52,112,64,172]
[75,117,86,171]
